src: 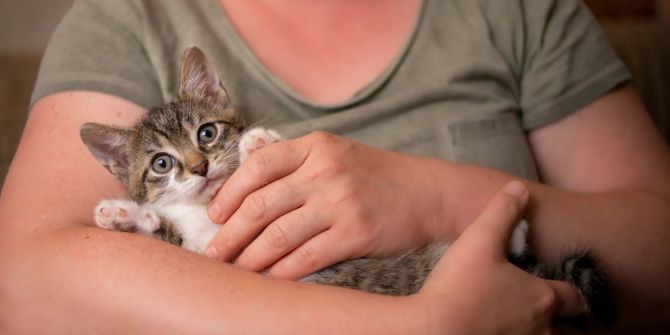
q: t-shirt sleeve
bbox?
[31,0,163,109]
[519,0,631,130]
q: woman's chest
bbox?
[217,0,423,105]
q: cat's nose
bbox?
[190,160,208,177]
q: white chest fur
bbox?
[149,202,220,253]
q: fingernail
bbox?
[205,246,220,260]
[208,203,221,222]
[503,181,528,199]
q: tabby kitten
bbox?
[81,47,614,325]
[80,47,280,252]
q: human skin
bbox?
[217,0,423,105]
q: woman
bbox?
[1,0,669,333]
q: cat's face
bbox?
[81,47,245,204]
[128,99,244,204]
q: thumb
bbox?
[458,180,530,255]
[545,280,589,317]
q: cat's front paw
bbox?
[239,127,282,162]
[94,200,160,233]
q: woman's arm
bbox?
[440,84,670,330]
[0,92,415,334]
[432,86,670,331]
[527,84,670,330]
[0,94,585,334]
[206,84,670,331]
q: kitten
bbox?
[80,47,614,325]
[80,47,281,253]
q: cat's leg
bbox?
[238,127,282,162]
[94,199,160,234]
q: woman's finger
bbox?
[234,207,329,271]
[205,174,307,261]
[457,180,529,256]
[266,229,359,280]
[546,280,589,317]
[208,139,308,224]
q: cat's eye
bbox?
[152,154,175,174]
[198,124,218,144]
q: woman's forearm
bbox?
[0,93,428,334]
[1,225,418,334]
[529,186,670,330]
[428,159,670,330]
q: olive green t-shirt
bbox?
[32,0,630,180]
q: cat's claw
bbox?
[94,200,160,234]
[239,127,282,162]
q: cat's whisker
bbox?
[221,151,240,161]
[223,137,243,152]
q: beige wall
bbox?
[0,0,75,52]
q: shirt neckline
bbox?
[207,0,427,111]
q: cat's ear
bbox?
[179,46,231,107]
[80,123,135,182]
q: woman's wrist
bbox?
[420,157,525,242]
[394,154,458,245]
[412,157,471,242]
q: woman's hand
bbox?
[206,132,446,279]
[413,181,587,335]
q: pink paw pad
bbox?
[94,200,140,231]
[239,128,282,162]
[255,137,267,147]
[100,207,112,217]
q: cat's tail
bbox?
[511,250,616,327]
[554,251,616,325]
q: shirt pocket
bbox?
[446,113,540,181]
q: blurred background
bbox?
[1,0,74,186]
[0,0,669,186]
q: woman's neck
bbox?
[219,0,422,105]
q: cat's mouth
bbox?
[188,165,232,202]
[196,176,227,200]
[203,178,223,191]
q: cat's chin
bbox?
[197,178,226,202]
[167,178,226,205]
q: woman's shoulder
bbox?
[425,0,588,28]
[70,0,213,25]
[32,0,229,109]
